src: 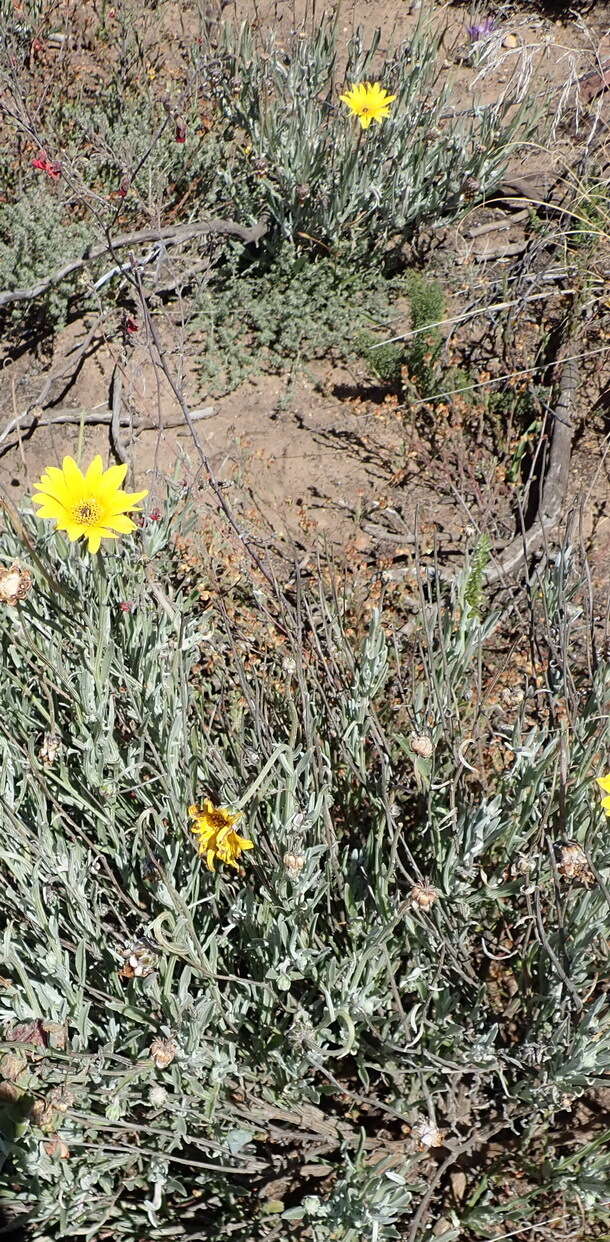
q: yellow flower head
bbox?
[32,456,148,554]
[339,81,397,130]
[188,799,254,872]
[596,774,610,816]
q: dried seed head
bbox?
[557,843,595,886]
[119,939,158,979]
[39,733,62,767]
[29,1097,58,1129]
[0,563,32,606]
[410,883,439,910]
[0,1051,26,1081]
[0,1081,22,1104]
[9,1019,47,1047]
[283,851,306,877]
[412,1118,445,1149]
[149,1036,177,1069]
[410,734,433,759]
[47,1085,73,1113]
[149,1084,168,1108]
[43,1137,70,1159]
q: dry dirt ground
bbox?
[1,0,609,590]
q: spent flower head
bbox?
[0,563,32,606]
[189,799,254,871]
[339,81,396,130]
[32,456,148,554]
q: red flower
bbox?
[117,176,129,198]
[119,601,135,613]
[124,316,139,335]
[149,508,162,521]
[175,119,187,143]
[32,150,61,179]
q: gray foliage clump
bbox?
[0,506,609,1240]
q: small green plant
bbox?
[359,270,447,398]
[464,531,492,617]
[195,248,407,394]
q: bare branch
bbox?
[0,216,268,310]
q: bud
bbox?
[410,883,438,910]
[283,851,306,878]
[0,564,33,606]
[410,734,433,759]
[412,1118,445,1149]
[149,1036,177,1069]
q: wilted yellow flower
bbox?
[596,774,610,816]
[188,799,253,871]
[32,456,148,554]
[339,81,396,129]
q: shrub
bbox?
[1,497,609,1240]
[200,16,538,257]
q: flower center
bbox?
[361,106,370,114]
[73,498,102,527]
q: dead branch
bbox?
[0,216,268,310]
[0,404,216,457]
[485,349,579,584]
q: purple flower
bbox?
[467,19,496,41]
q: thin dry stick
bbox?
[0,405,216,453]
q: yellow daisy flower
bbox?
[596,774,610,817]
[32,456,148,554]
[188,799,254,872]
[339,81,397,130]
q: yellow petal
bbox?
[87,531,103,554]
[99,462,129,491]
[61,456,86,494]
[206,849,216,871]
[106,490,148,515]
[32,497,65,518]
[103,514,137,534]
[84,456,105,485]
[35,466,72,504]
[596,775,610,794]
[188,804,200,817]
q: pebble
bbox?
[502,33,519,49]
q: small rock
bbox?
[502,33,518,49]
